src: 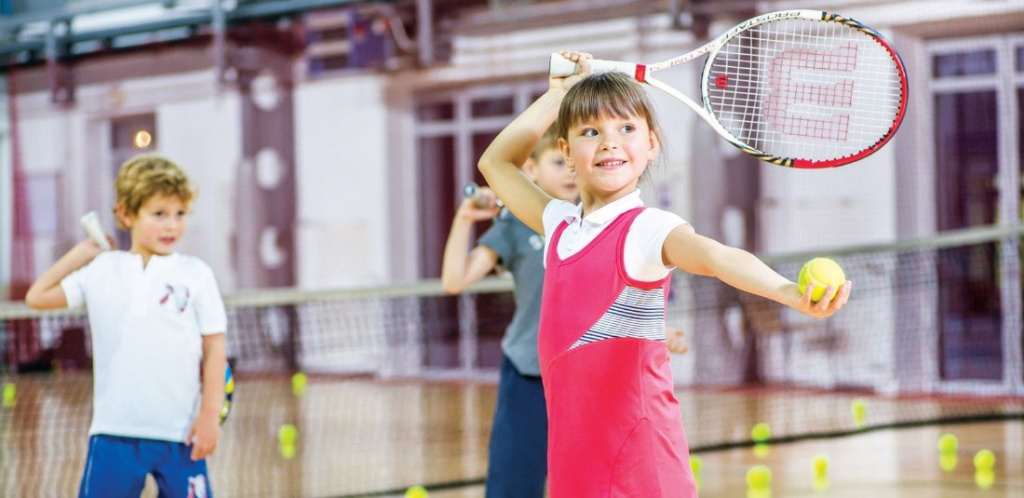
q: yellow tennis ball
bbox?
[745,465,772,490]
[278,424,298,444]
[2,382,15,408]
[292,372,308,396]
[812,454,830,477]
[405,485,429,498]
[974,449,995,471]
[751,422,771,443]
[798,258,846,302]
[975,469,994,489]
[939,453,958,472]
[938,434,958,454]
[689,455,703,475]
[280,442,297,459]
[851,398,867,425]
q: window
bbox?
[413,80,545,372]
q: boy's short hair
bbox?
[113,154,197,229]
[530,125,560,161]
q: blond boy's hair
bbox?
[530,126,560,161]
[113,154,197,229]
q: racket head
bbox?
[700,11,908,168]
[220,363,234,425]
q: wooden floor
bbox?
[1,372,1022,497]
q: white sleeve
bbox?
[60,260,95,309]
[192,262,228,335]
[542,199,576,237]
[541,200,577,269]
[624,209,690,282]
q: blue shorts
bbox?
[79,434,212,498]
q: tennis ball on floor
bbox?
[278,424,298,445]
[746,465,772,490]
[939,453,958,472]
[938,433,958,454]
[798,258,846,302]
[405,485,429,498]
[689,455,703,475]
[974,449,995,471]
[280,442,296,460]
[812,454,830,477]
[975,469,994,489]
[2,382,15,408]
[292,372,308,396]
[850,398,867,425]
[751,422,771,443]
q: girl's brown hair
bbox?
[113,154,197,229]
[555,71,662,144]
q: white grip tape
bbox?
[548,53,640,79]
[80,211,111,251]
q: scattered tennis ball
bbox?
[751,422,771,443]
[689,455,703,475]
[812,474,830,492]
[405,485,429,498]
[753,443,770,458]
[2,382,15,408]
[280,442,296,459]
[812,454,830,477]
[974,449,995,471]
[938,433,958,454]
[939,453,958,472]
[850,398,867,425]
[292,372,308,397]
[798,258,846,302]
[278,424,298,445]
[975,469,994,489]
[746,465,772,490]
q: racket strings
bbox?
[706,18,905,163]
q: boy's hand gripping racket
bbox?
[550,10,908,169]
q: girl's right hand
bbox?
[550,51,593,92]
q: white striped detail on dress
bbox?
[569,286,666,350]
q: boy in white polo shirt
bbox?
[26,154,227,498]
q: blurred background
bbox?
[1,0,1023,497]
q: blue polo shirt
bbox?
[478,209,545,377]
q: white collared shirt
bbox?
[62,251,227,442]
[542,190,689,282]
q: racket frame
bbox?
[550,10,908,169]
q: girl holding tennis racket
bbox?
[478,51,851,497]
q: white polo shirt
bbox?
[62,251,227,443]
[542,190,689,282]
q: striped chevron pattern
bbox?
[569,286,666,350]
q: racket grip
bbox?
[548,53,640,78]
[463,183,504,209]
[80,211,111,251]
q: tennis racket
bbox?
[220,363,234,425]
[80,211,111,250]
[549,10,908,169]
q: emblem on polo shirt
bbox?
[159,284,191,312]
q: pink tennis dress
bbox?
[538,207,698,497]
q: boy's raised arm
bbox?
[25,238,105,310]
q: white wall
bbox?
[156,93,243,291]
[294,74,391,288]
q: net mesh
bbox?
[2,227,1023,497]
[705,17,905,163]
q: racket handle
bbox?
[463,182,504,209]
[80,211,111,251]
[548,53,640,79]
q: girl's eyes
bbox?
[578,124,636,137]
